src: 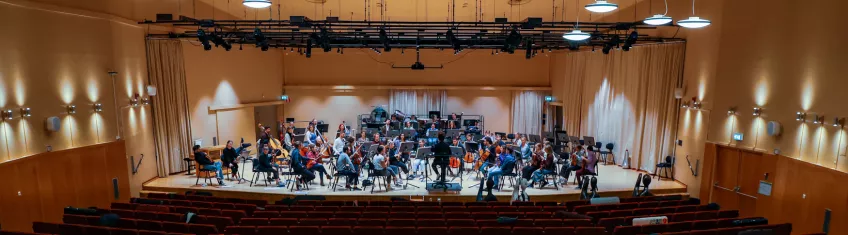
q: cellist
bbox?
[560,145,586,186]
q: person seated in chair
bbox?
[560,145,586,185]
[411,140,428,180]
[531,145,556,188]
[193,145,226,186]
[386,141,405,186]
[372,145,396,190]
[290,142,316,190]
[256,146,285,187]
[306,143,332,186]
[486,145,516,190]
[221,140,246,183]
[575,146,599,189]
[466,122,480,134]
[336,146,361,190]
[522,143,543,181]
[426,123,439,137]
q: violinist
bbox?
[386,141,405,186]
[336,146,361,190]
[447,120,457,129]
[306,143,332,186]
[486,144,515,189]
[574,146,599,189]
[372,133,382,145]
[411,140,428,180]
[333,132,346,157]
[357,131,368,143]
[521,143,543,180]
[531,145,556,188]
[372,145,395,190]
[561,146,586,186]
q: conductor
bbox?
[431,131,452,183]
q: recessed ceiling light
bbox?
[585,0,618,13]
[243,0,272,9]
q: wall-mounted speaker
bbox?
[767,121,782,136]
[674,88,684,99]
[45,116,61,132]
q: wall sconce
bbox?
[93,103,103,112]
[753,107,762,116]
[67,105,76,114]
[681,101,690,108]
[692,101,702,109]
[813,115,824,125]
[21,108,31,118]
[833,117,844,127]
[129,97,139,106]
[796,112,806,122]
[727,107,736,115]
[141,97,150,106]
[2,109,12,120]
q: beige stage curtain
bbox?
[511,91,544,135]
[389,89,447,116]
[146,39,193,176]
[553,42,684,172]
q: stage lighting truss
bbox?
[139,17,681,53]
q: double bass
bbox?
[259,123,289,162]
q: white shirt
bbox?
[373,154,387,170]
[333,137,345,155]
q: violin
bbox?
[351,143,364,165]
[305,147,318,169]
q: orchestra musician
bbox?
[560,145,587,185]
[338,121,349,136]
[221,140,245,183]
[305,125,318,145]
[426,123,439,137]
[283,126,294,151]
[346,136,364,181]
[466,121,480,134]
[333,132,346,157]
[521,143,544,180]
[336,146,361,190]
[448,137,463,176]
[257,146,286,187]
[357,131,368,143]
[403,121,417,139]
[306,143,332,186]
[574,146,600,189]
[193,145,226,186]
[411,140,428,180]
[386,141,405,186]
[478,137,497,173]
[486,144,516,190]
[258,125,273,147]
[290,142,316,190]
[372,133,382,145]
[382,119,392,134]
[431,132,452,182]
[372,145,396,190]
[531,145,556,188]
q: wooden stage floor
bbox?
[144,163,686,202]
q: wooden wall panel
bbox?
[715,146,740,188]
[699,143,717,201]
[0,141,129,232]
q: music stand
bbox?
[401,129,417,139]
[495,132,506,138]
[294,128,306,135]
[529,134,542,143]
[416,148,433,182]
[449,146,466,183]
[446,129,462,139]
[367,145,379,158]
[463,119,478,127]
[556,132,569,145]
[583,136,596,147]
[365,128,379,137]
[398,142,418,189]
[428,111,441,120]
[569,136,582,147]
[544,132,555,141]
[293,134,305,143]
[388,130,400,138]
[473,134,484,142]
[285,118,295,123]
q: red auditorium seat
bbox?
[717,210,739,219]
[339,206,364,212]
[253,211,280,218]
[309,211,335,218]
[269,218,299,226]
[369,201,392,207]
[328,218,359,226]
[696,211,718,220]
[289,226,321,234]
[315,206,339,211]
[213,202,236,210]
[392,201,413,206]
[666,221,692,232]
[716,218,737,228]
[108,228,139,235]
[536,202,558,207]
[467,206,489,213]
[416,219,445,227]
[513,227,543,234]
[135,220,163,231]
[524,212,553,219]
[659,200,682,207]
[544,227,574,235]
[112,202,136,210]
[256,226,288,235]
[362,212,389,219]
[655,207,677,214]
[240,218,269,226]
[391,212,416,219]
[335,211,362,218]
[633,208,654,216]
[481,227,512,235]
[689,229,718,235]
[221,209,247,222]
[445,212,471,219]
[492,206,517,212]
[116,218,137,229]
[586,211,609,221]
[137,230,167,235]
[517,206,543,212]
[290,205,315,211]
[234,204,257,215]
[676,205,697,213]
[417,212,443,219]
[367,206,391,212]
[321,226,353,235]
[641,224,667,234]
[298,200,322,205]
[112,209,136,218]
[188,224,218,235]
[499,212,523,218]
[420,206,445,212]
[299,218,329,226]
[192,201,213,208]
[205,216,234,230]
[565,200,589,210]
[472,212,499,220]
[353,226,385,235]
[563,219,592,227]
[280,211,308,218]
[321,201,346,207]
[673,212,697,222]
[447,219,477,227]
[475,219,503,227]
[639,202,660,208]
[573,205,596,214]
[449,227,480,235]
[613,225,640,235]
[392,206,415,212]
[158,213,184,222]
[385,226,416,234]
[63,215,88,225]
[388,219,416,227]
[692,219,718,230]
[441,201,464,207]
[197,208,222,216]
[417,227,448,234]
[162,221,189,233]
[465,202,487,207]
[664,232,690,235]
[609,210,633,218]
[84,225,112,235]
[575,227,605,235]
[513,219,535,227]
[597,204,618,211]
[617,203,639,210]
[534,219,564,227]
[357,219,387,227]
[266,205,288,211]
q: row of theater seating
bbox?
[574,200,697,214]
[144,194,266,207]
[120,201,257,214]
[106,207,246,223]
[659,223,792,235]
[235,217,593,227]
[611,218,774,235]
[596,210,740,231]
[276,194,684,207]
[585,206,720,222]
[224,225,607,235]
[63,214,235,231]
[34,221,216,235]
[249,211,562,219]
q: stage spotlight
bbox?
[727,107,736,115]
[622,31,638,51]
[211,34,232,51]
[603,35,621,54]
[305,39,313,58]
[379,28,392,52]
[525,39,533,59]
[197,29,212,51]
[254,28,269,51]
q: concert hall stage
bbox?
[143,164,687,202]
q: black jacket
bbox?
[222,147,238,164]
[432,141,452,162]
[257,153,274,170]
[194,152,213,166]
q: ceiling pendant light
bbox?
[643,0,672,25]
[243,0,272,8]
[585,0,618,13]
[564,0,592,41]
[563,30,592,41]
[677,0,711,28]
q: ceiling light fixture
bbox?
[585,0,618,13]
[242,0,272,9]
[677,0,711,28]
[564,0,592,41]
[644,0,672,25]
